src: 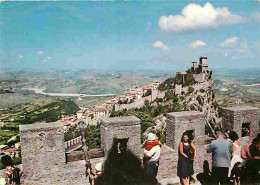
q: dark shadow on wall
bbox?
[103,137,161,185]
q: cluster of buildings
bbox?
[0,142,21,159]
[0,82,14,94]
[60,80,162,126]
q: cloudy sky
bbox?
[0,0,260,71]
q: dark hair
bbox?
[229,131,239,142]
[181,132,191,143]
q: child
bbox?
[89,162,104,185]
[230,162,243,185]
[143,133,159,155]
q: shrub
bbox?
[144,99,150,107]
[188,86,194,94]
[12,157,22,165]
[160,133,166,144]
[175,75,183,85]
[129,99,134,104]
[85,125,101,149]
[190,105,196,111]
[0,161,5,170]
[158,77,175,91]
[184,69,196,86]
[165,90,175,101]
[196,95,203,105]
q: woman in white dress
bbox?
[229,131,243,184]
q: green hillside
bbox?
[0,98,79,145]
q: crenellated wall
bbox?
[19,106,259,184]
[99,116,141,157]
[166,111,206,150]
[221,106,260,139]
[19,122,89,185]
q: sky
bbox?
[0,0,260,71]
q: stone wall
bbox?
[222,106,260,139]
[19,122,89,185]
[115,91,166,111]
[166,111,206,150]
[99,116,141,157]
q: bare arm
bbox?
[232,144,235,157]
[191,143,197,159]
[179,142,188,158]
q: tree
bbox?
[188,86,194,94]
[129,99,134,104]
[144,99,150,107]
[184,69,196,86]
[158,77,175,91]
[165,90,175,101]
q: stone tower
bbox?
[222,106,260,139]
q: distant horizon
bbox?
[1,0,260,71]
[1,66,260,73]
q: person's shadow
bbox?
[196,160,212,185]
[103,137,161,185]
[103,137,143,185]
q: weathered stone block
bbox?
[222,106,260,139]
[20,122,90,185]
[99,116,141,157]
[166,111,206,150]
[20,122,66,179]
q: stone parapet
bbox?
[99,116,141,157]
[20,122,89,185]
[222,106,260,139]
[166,111,206,150]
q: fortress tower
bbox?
[199,56,209,73]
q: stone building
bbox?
[221,106,260,139]
[199,56,209,73]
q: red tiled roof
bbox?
[5,148,13,153]
[62,122,72,126]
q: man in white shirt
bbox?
[144,133,161,185]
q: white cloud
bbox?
[47,57,52,60]
[158,2,246,32]
[254,13,260,22]
[152,41,169,50]
[38,51,43,55]
[220,37,238,47]
[189,40,206,48]
[17,55,23,59]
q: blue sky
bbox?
[0,0,260,71]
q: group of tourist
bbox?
[2,130,258,185]
[176,130,260,185]
[85,131,259,185]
